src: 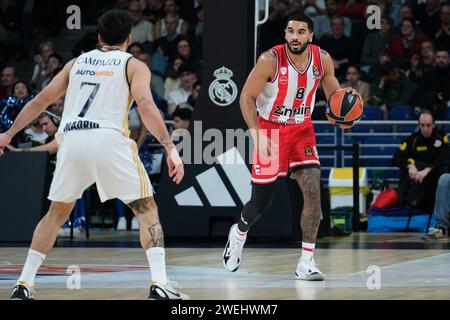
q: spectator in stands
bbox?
[361,15,393,73]
[50,96,64,117]
[164,56,183,101]
[415,0,441,38]
[143,0,165,25]
[172,107,192,130]
[0,80,33,142]
[337,0,365,20]
[0,66,17,99]
[319,15,355,80]
[167,64,196,114]
[6,111,59,154]
[24,118,48,145]
[423,173,450,240]
[303,0,326,19]
[313,0,352,40]
[39,53,64,90]
[137,52,165,100]
[383,18,429,70]
[259,0,291,51]
[393,3,414,33]
[418,48,450,116]
[392,110,450,213]
[176,38,196,66]
[153,0,189,40]
[128,0,154,45]
[370,61,413,114]
[409,40,436,84]
[31,41,55,90]
[177,80,200,112]
[171,107,192,142]
[340,65,370,104]
[152,13,183,59]
[434,3,450,50]
[127,42,144,58]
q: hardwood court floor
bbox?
[0,232,449,300]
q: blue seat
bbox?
[314,124,334,133]
[397,124,417,133]
[361,137,400,167]
[388,105,416,120]
[361,106,383,120]
[352,124,392,133]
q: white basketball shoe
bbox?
[295,258,325,281]
[223,224,246,272]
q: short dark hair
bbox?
[97,9,134,46]
[380,61,398,76]
[177,63,195,76]
[286,13,314,32]
[173,107,192,120]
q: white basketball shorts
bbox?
[48,129,153,204]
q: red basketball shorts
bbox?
[251,117,320,184]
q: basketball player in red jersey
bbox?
[223,13,360,280]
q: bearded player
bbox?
[223,13,359,280]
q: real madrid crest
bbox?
[209,66,238,107]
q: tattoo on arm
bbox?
[320,49,329,58]
[261,49,277,62]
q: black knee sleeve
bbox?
[238,184,276,232]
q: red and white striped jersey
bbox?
[256,44,324,124]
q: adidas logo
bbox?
[174,147,251,207]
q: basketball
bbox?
[326,89,364,129]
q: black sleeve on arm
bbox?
[392,136,413,170]
[430,132,450,171]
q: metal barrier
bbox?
[315,120,450,183]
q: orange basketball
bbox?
[326,89,364,129]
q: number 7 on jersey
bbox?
[78,82,100,117]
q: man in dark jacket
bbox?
[392,110,450,212]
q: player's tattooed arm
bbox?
[260,49,277,62]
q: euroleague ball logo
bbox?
[209,66,238,107]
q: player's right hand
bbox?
[0,132,12,157]
[167,147,184,184]
[256,130,272,159]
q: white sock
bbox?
[18,249,46,287]
[146,247,167,285]
[234,224,247,240]
[300,242,315,262]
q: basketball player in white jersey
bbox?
[0,9,187,300]
[223,14,360,280]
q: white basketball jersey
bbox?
[57,49,133,141]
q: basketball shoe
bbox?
[10,283,34,300]
[423,227,448,241]
[223,223,246,272]
[295,258,325,281]
[148,281,189,300]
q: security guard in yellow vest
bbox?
[392,110,450,212]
